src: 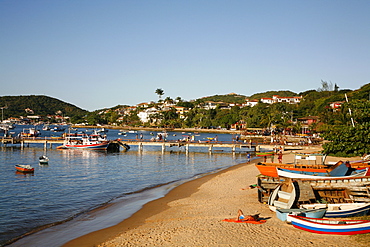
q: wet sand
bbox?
[64,150,366,247]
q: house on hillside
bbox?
[261,95,302,104]
[329,101,345,111]
[174,106,189,119]
[137,107,159,123]
[297,116,319,134]
[201,101,228,110]
[244,99,259,107]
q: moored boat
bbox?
[39,155,49,165]
[20,128,40,137]
[287,215,370,235]
[57,132,110,150]
[256,152,274,157]
[15,164,34,173]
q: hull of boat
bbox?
[15,165,34,173]
[287,215,370,235]
[268,181,297,210]
[256,164,328,178]
[276,208,326,222]
[277,168,369,179]
[60,142,109,150]
[301,203,370,218]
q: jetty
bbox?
[109,138,315,153]
[1,136,315,153]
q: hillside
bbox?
[196,93,247,104]
[0,95,88,119]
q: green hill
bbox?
[0,95,88,119]
[196,93,247,104]
[249,90,298,100]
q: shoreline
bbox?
[63,150,366,247]
[63,160,254,247]
[73,125,243,134]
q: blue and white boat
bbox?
[287,215,370,235]
[277,166,369,179]
[276,208,326,222]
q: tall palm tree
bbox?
[155,88,164,102]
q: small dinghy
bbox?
[15,164,34,173]
[39,155,49,165]
[276,208,326,222]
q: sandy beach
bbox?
[64,149,368,247]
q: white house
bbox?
[137,107,158,123]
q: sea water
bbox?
[0,126,252,246]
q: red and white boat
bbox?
[57,132,110,150]
[15,164,35,173]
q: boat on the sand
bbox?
[300,203,370,218]
[276,208,326,222]
[287,215,370,235]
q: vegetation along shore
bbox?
[2,82,370,156]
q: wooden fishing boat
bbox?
[39,155,49,165]
[300,203,370,218]
[276,208,326,222]
[287,215,370,235]
[276,166,369,179]
[268,180,297,211]
[257,175,370,205]
[255,161,339,178]
[15,164,34,173]
[57,132,110,150]
[256,152,274,157]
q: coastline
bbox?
[72,125,243,135]
[64,150,367,247]
[63,160,253,247]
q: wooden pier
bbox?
[112,139,258,152]
[1,137,64,149]
[112,139,314,153]
[1,137,312,153]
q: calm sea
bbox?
[0,125,254,247]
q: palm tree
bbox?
[155,88,164,102]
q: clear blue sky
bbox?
[1,1,369,111]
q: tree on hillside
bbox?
[322,99,370,157]
[155,88,164,102]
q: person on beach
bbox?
[247,152,251,163]
[278,151,283,163]
[237,209,260,221]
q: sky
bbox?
[1,1,369,111]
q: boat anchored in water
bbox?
[15,164,34,173]
[57,132,110,150]
[39,155,49,165]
